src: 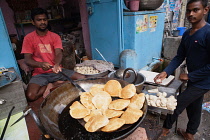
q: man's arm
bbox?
[154,37,186,83]
[24,53,52,71]
[164,39,186,76]
[52,48,63,73]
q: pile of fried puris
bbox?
[69,80,145,132]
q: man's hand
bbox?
[40,62,52,71]
[52,64,62,73]
[179,73,189,81]
[154,71,168,84]
[17,59,33,74]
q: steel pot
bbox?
[115,68,137,83]
[39,77,147,140]
[108,70,145,93]
[139,0,164,10]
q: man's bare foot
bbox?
[177,128,194,140]
[43,83,53,98]
[158,128,170,139]
[161,128,170,136]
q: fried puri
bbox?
[128,93,145,109]
[90,84,105,96]
[120,107,143,124]
[85,114,109,132]
[84,109,102,122]
[104,80,122,97]
[69,101,90,119]
[104,109,124,118]
[108,99,130,110]
[120,84,136,99]
[101,118,125,132]
[92,91,112,110]
[80,92,95,110]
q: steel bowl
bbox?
[108,71,146,93]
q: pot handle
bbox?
[123,68,137,84]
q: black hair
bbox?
[31,8,48,21]
[187,0,208,8]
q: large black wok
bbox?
[39,77,147,140]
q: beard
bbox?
[37,24,48,32]
[37,27,47,32]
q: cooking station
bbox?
[23,71,182,140]
[0,67,183,140]
[0,61,183,140]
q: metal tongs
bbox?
[10,107,51,139]
[10,108,32,127]
[0,106,15,140]
[10,108,31,127]
[49,66,86,92]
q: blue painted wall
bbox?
[123,10,165,70]
[0,9,20,75]
[86,0,123,66]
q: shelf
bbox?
[14,18,63,40]
[14,18,63,25]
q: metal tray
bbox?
[143,85,177,114]
[0,72,16,88]
[84,70,110,78]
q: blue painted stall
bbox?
[0,9,20,76]
[123,10,165,70]
[86,0,165,70]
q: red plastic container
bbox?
[129,0,140,12]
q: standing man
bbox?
[154,0,210,139]
[21,8,85,101]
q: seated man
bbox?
[21,8,85,101]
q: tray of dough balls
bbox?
[143,85,177,114]
[69,79,147,133]
[74,60,114,77]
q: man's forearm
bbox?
[25,59,41,68]
[54,49,63,66]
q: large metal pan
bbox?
[39,77,147,140]
[83,70,110,78]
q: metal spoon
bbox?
[95,48,108,62]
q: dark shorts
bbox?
[29,69,74,86]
